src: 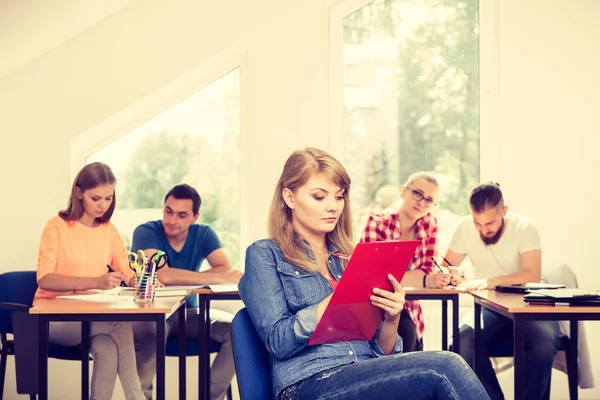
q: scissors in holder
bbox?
[148,250,168,272]
[128,250,148,275]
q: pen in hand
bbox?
[430,257,445,273]
[442,256,453,267]
[431,257,454,286]
[107,264,126,287]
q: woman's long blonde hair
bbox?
[268,148,355,271]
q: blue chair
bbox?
[231,308,272,400]
[165,336,232,400]
[0,271,91,400]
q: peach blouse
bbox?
[34,215,133,304]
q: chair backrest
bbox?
[542,264,578,288]
[0,271,38,334]
[232,308,273,400]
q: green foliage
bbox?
[121,130,241,269]
[344,0,480,217]
[121,131,191,209]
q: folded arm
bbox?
[143,248,242,285]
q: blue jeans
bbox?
[280,351,489,400]
[459,309,561,400]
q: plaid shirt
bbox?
[360,208,439,340]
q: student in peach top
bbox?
[35,162,145,400]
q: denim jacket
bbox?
[239,239,403,398]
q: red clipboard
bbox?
[307,240,419,346]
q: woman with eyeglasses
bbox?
[360,171,450,352]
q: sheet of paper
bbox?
[206,284,238,293]
[119,286,193,297]
[152,290,190,297]
[534,288,600,298]
[57,294,134,303]
[157,285,205,290]
[89,287,125,295]
[524,283,565,289]
[121,285,204,292]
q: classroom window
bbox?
[343,0,480,249]
[86,68,241,268]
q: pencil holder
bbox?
[134,270,157,303]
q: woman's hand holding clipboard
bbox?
[308,240,419,346]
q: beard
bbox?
[480,217,505,246]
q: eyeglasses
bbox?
[406,187,436,208]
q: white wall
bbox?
[492,1,600,399]
[0,0,598,399]
[0,0,331,270]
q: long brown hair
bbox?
[59,162,117,223]
[268,148,355,271]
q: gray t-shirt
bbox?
[448,212,541,279]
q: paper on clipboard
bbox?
[308,240,419,346]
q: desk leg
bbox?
[179,303,187,400]
[441,299,448,351]
[451,296,460,354]
[473,302,481,376]
[198,298,211,400]
[38,316,49,400]
[568,320,579,400]
[81,321,90,400]
[156,314,166,400]
[513,316,525,400]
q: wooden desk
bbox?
[193,289,241,400]
[404,287,461,353]
[30,295,187,400]
[470,290,600,400]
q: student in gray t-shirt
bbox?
[443,183,560,400]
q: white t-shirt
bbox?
[447,212,541,279]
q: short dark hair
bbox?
[469,182,504,213]
[164,184,202,215]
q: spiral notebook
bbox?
[495,283,565,294]
[308,240,419,346]
[526,288,600,299]
[524,288,600,306]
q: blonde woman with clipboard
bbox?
[239,148,488,400]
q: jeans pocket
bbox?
[279,382,301,400]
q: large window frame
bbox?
[70,44,248,268]
[327,0,501,350]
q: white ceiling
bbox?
[0,0,135,79]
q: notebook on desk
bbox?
[495,283,565,294]
[198,283,239,293]
[526,288,600,299]
[524,288,600,306]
